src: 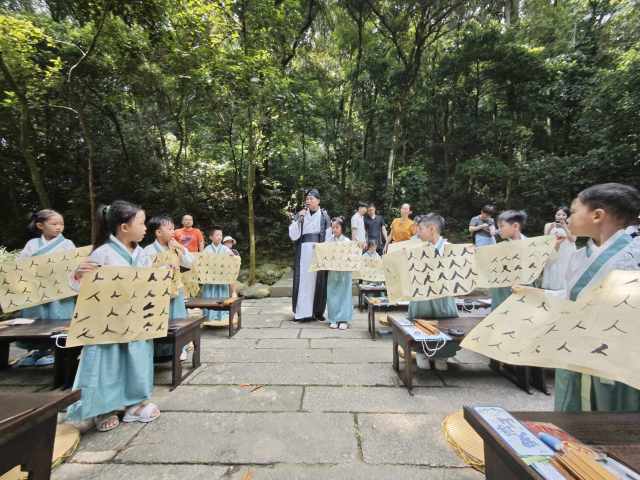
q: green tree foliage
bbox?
[1,0,638,274]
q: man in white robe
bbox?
[289,189,331,321]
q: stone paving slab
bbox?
[52,464,229,480]
[225,464,484,479]
[358,413,467,466]
[0,366,55,386]
[200,348,333,364]
[331,348,392,364]
[310,338,391,349]
[233,328,301,339]
[255,338,311,349]
[299,328,371,339]
[157,385,303,411]
[74,422,145,454]
[116,412,358,464]
[200,338,259,349]
[188,363,438,387]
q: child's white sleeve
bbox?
[180,249,194,268]
[17,240,37,259]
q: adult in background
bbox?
[469,205,497,247]
[175,214,204,252]
[288,189,331,322]
[364,203,387,256]
[386,203,416,251]
[351,202,368,248]
[541,206,576,291]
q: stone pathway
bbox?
[2,297,554,479]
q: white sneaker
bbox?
[329,323,338,329]
[434,359,449,371]
[338,323,348,330]
[179,348,188,362]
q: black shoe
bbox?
[297,317,315,322]
[314,315,326,322]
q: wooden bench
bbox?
[365,297,408,340]
[357,284,387,311]
[464,407,640,479]
[154,316,203,390]
[184,297,242,337]
[0,390,80,480]
[0,317,204,391]
[0,319,80,389]
[389,313,486,392]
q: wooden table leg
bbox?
[0,342,10,369]
[192,328,201,370]
[25,415,57,480]
[531,367,550,395]
[368,307,376,340]
[392,330,400,373]
[171,334,183,391]
[358,291,364,311]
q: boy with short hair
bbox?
[351,202,368,249]
[201,226,234,321]
[490,210,528,309]
[408,213,459,371]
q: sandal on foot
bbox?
[95,413,120,432]
[122,402,160,423]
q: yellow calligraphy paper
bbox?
[353,256,386,282]
[461,270,640,390]
[152,248,184,296]
[0,246,92,313]
[195,253,241,284]
[309,241,363,272]
[66,266,171,347]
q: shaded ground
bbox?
[2,297,553,479]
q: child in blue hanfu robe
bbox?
[16,209,76,367]
[555,183,640,413]
[490,210,528,310]
[143,215,194,361]
[201,226,234,322]
[67,201,160,432]
[408,214,459,371]
[325,218,353,330]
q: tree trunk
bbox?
[77,105,97,244]
[385,102,402,208]
[246,109,258,286]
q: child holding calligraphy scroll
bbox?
[490,210,528,310]
[325,217,353,330]
[143,214,193,361]
[555,183,640,413]
[16,209,77,367]
[408,214,458,371]
[201,226,235,322]
[67,200,160,432]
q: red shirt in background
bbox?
[175,227,204,252]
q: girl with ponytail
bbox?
[67,200,161,432]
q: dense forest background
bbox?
[2,0,639,275]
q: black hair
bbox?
[367,239,378,249]
[368,203,376,209]
[94,200,143,251]
[498,209,528,227]
[208,225,223,235]
[481,204,496,215]
[418,213,446,232]
[331,216,345,234]
[358,202,368,209]
[555,206,570,217]
[148,215,174,236]
[578,183,640,225]
[28,209,61,235]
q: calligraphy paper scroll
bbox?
[66,266,171,347]
[152,248,183,296]
[309,241,363,272]
[181,252,201,298]
[461,270,640,390]
[386,239,423,254]
[474,236,555,287]
[382,236,555,302]
[0,246,92,313]
[195,253,241,284]
[353,256,386,282]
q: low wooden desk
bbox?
[0,319,80,389]
[0,390,80,480]
[154,316,203,390]
[357,284,387,311]
[184,297,242,337]
[464,407,640,479]
[389,313,486,391]
[366,298,408,340]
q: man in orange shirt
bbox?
[386,203,417,251]
[174,214,205,252]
